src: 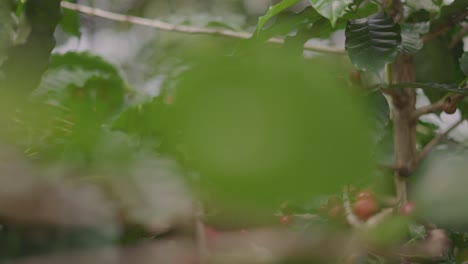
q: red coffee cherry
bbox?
[280,215,292,225]
[442,103,457,114]
[204,225,217,240]
[353,198,378,221]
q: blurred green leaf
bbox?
[255,7,322,42]
[34,68,111,101]
[356,2,379,18]
[460,52,468,76]
[23,52,126,163]
[406,9,432,23]
[415,36,465,102]
[307,15,348,39]
[366,216,409,246]
[111,96,168,146]
[256,0,301,33]
[308,0,353,27]
[0,0,14,66]
[0,0,62,94]
[433,0,468,27]
[414,149,468,232]
[345,12,401,72]
[165,48,373,225]
[13,0,25,17]
[60,0,81,37]
[33,52,124,103]
[457,97,468,118]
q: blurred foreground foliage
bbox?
[0,0,467,263]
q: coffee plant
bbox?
[0,0,467,263]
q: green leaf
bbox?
[415,149,468,232]
[165,49,373,225]
[255,7,322,42]
[33,52,124,108]
[434,0,468,27]
[400,22,429,54]
[60,1,81,37]
[49,52,122,76]
[25,52,126,162]
[415,36,465,102]
[0,1,14,66]
[415,37,465,84]
[356,2,379,18]
[0,0,62,93]
[459,52,468,76]
[366,216,409,246]
[34,68,112,100]
[112,96,165,137]
[406,9,432,23]
[309,0,353,27]
[457,96,468,118]
[256,0,301,33]
[345,12,401,72]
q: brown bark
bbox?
[391,54,417,202]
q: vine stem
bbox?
[60,1,345,54]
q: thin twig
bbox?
[60,1,345,54]
[342,187,364,228]
[422,9,468,42]
[449,24,468,49]
[418,118,465,161]
[411,95,449,119]
[412,94,465,120]
[394,176,407,204]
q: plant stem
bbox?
[418,118,465,161]
[390,54,418,204]
[412,94,465,120]
[60,1,345,54]
[422,9,468,42]
[342,187,364,228]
